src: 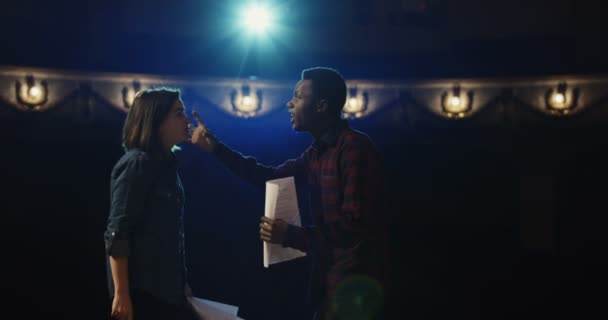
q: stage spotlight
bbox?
[241,4,273,34]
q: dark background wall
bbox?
[2,0,608,319]
[2,0,607,79]
[2,87,607,320]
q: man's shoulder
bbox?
[339,127,377,150]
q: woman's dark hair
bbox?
[122,88,181,153]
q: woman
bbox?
[104,88,196,320]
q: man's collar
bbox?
[312,120,348,152]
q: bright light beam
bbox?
[241,4,274,35]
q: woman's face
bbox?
[158,98,190,149]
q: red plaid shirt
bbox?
[214,120,391,301]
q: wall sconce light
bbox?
[15,75,49,111]
[545,82,579,115]
[122,80,142,110]
[342,87,368,119]
[231,84,262,118]
[440,84,474,118]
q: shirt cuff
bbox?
[105,231,130,256]
[283,224,309,252]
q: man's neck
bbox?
[309,118,342,140]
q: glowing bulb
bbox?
[448,96,461,108]
[346,97,362,113]
[18,82,46,106]
[552,93,566,105]
[242,96,253,108]
[548,92,570,110]
[243,5,273,33]
[236,95,257,113]
[29,86,42,99]
[443,91,471,115]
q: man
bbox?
[191,67,390,320]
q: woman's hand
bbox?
[111,291,133,320]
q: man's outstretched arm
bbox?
[190,111,306,189]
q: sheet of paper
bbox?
[192,297,238,315]
[189,296,244,320]
[264,176,306,268]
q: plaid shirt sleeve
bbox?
[213,141,309,190]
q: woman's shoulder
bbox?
[112,149,153,173]
[120,148,151,163]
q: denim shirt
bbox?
[104,149,187,307]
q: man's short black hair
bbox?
[301,67,347,118]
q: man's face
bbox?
[287,79,318,132]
